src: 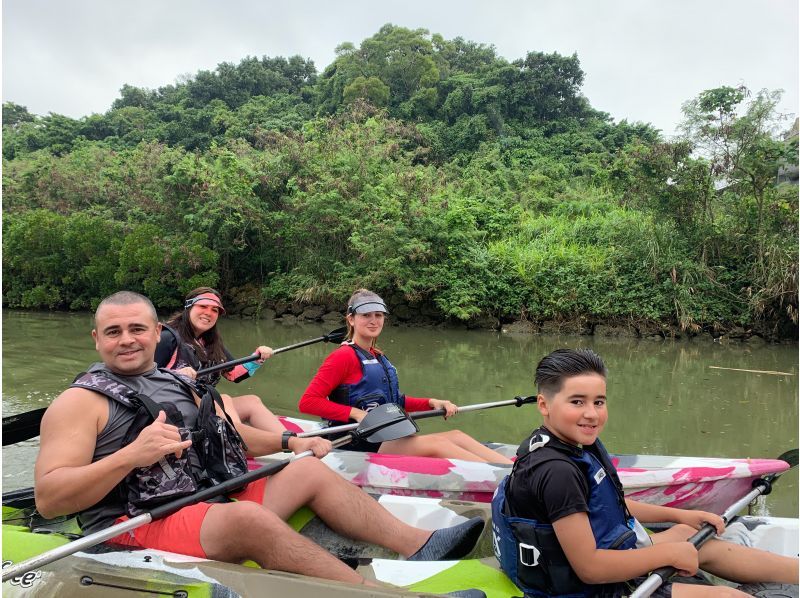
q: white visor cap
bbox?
[347,292,390,315]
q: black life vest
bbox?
[155,324,231,387]
[71,368,248,517]
[492,428,636,597]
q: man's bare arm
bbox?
[34,388,191,518]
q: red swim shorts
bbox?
[108,478,267,558]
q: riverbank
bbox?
[224,285,796,344]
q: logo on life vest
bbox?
[491,521,502,560]
[528,433,550,453]
[593,468,607,485]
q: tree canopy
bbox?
[3,25,797,338]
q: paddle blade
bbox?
[366,418,419,443]
[777,448,798,469]
[354,403,419,443]
[2,408,47,446]
[324,327,347,344]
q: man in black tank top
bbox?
[34,291,485,586]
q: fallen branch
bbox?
[708,366,794,376]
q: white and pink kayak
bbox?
[264,416,789,513]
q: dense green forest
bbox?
[3,25,798,338]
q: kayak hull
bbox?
[3,487,797,598]
[273,416,790,513]
[2,489,499,597]
[3,516,797,598]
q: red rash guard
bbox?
[299,345,431,423]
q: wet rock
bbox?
[288,302,304,316]
[280,314,297,325]
[300,306,325,321]
[594,324,637,337]
[636,321,666,338]
[467,315,500,330]
[727,326,748,339]
[259,308,277,320]
[322,311,343,322]
[693,331,715,342]
[226,284,262,314]
[502,320,538,334]
[391,304,413,321]
[539,319,588,335]
[273,301,290,317]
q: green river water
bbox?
[2,310,797,516]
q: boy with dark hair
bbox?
[492,348,797,597]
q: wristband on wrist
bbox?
[281,431,297,452]
[243,360,262,375]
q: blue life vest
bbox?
[328,344,405,423]
[492,429,636,597]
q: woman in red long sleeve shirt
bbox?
[299,289,513,463]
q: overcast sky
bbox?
[3,0,797,137]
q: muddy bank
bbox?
[225,285,795,344]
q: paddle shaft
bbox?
[197,327,346,377]
[629,465,793,598]
[1,435,353,583]
[296,395,536,438]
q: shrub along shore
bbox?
[3,26,797,341]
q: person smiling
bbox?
[33,291,486,585]
[155,287,284,433]
[298,289,512,463]
[492,348,798,597]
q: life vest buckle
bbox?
[519,542,540,567]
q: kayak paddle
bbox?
[0,327,348,447]
[197,326,347,376]
[1,408,48,447]
[630,448,799,598]
[1,402,418,583]
[297,395,537,439]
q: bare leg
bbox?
[261,458,431,557]
[671,584,749,597]
[437,429,513,464]
[380,431,512,464]
[200,501,366,584]
[227,393,285,433]
[653,524,798,584]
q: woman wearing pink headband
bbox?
[155,287,284,432]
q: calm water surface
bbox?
[3,311,797,516]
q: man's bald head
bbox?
[95,291,158,328]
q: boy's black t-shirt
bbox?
[506,431,602,524]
